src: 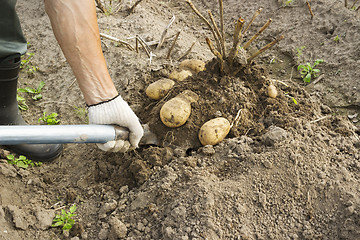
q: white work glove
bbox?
[88,95,144,152]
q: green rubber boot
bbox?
[0,55,63,162]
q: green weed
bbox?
[6,154,42,169]
[297,59,324,83]
[17,81,45,101]
[285,93,298,105]
[95,0,122,16]
[73,106,88,122]
[39,112,60,125]
[52,204,77,232]
[20,52,39,77]
[333,35,340,42]
[295,46,306,61]
[285,0,295,6]
[16,94,28,111]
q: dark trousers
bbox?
[0,0,27,61]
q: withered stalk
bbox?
[166,31,181,59]
[185,0,222,53]
[351,0,359,9]
[137,36,151,58]
[228,17,245,65]
[178,41,196,61]
[243,8,263,35]
[95,0,108,15]
[206,37,224,72]
[306,0,314,19]
[208,10,226,57]
[157,15,176,51]
[219,0,226,54]
[345,0,348,7]
[99,33,134,51]
[128,0,144,13]
[243,18,272,50]
[247,35,284,63]
[135,37,139,53]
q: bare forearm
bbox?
[44,0,118,105]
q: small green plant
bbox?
[52,204,77,232]
[16,94,28,111]
[297,59,324,83]
[18,81,45,101]
[333,35,340,42]
[20,52,39,77]
[73,106,88,122]
[285,0,295,6]
[285,93,298,105]
[95,0,122,16]
[296,46,305,60]
[7,154,42,169]
[39,112,60,125]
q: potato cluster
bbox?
[145,59,232,146]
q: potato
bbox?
[160,90,199,128]
[267,84,278,98]
[169,69,192,81]
[145,78,175,100]
[179,59,206,73]
[198,117,231,145]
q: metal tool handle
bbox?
[0,125,129,144]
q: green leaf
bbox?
[7,155,15,160]
[304,73,312,83]
[297,65,305,71]
[37,81,45,92]
[313,69,320,73]
[32,94,42,101]
[292,97,298,105]
[52,221,64,227]
[63,223,73,230]
[18,155,27,161]
[69,205,77,213]
[17,161,28,169]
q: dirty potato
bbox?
[198,117,231,145]
[145,78,175,100]
[160,90,199,128]
[179,59,206,73]
[267,84,278,98]
[169,69,193,81]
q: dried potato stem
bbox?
[219,0,226,54]
[306,0,314,19]
[99,33,134,51]
[178,41,196,61]
[208,10,226,57]
[243,8,263,35]
[157,16,176,50]
[247,35,284,63]
[95,0,108,14]
[128,0,145,13]
[185,0,222,53]
[351,0,360,9]
[243,18,272,50]
[137,35,151,58]
[228,17,245,66]
[167,31,181,59]
[206,37,224,72]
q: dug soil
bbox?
[1,0,360,239]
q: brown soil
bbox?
[1,0,359,239]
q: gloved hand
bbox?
[88,95,144,152]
